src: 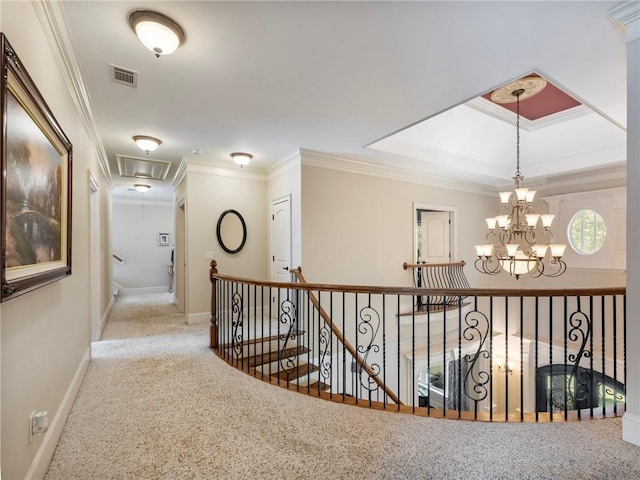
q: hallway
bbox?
[44,293,640,480]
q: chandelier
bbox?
[474,79,567,279]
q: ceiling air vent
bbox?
[110,64,137,88]
[116,155,171,180]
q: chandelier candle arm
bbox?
[474,81,567,279]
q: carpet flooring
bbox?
[44,292,640,480]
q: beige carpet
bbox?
[44,292,640,480]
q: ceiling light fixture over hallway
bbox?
[133,135,161,154]
[134,183,151,193]
[128,9,185,57]
[231,152,253,168]
[474,78,567,280]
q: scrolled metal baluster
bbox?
[357,305,382,393]
[462,309,491,407]
[231,291,244,357]
[278,298,299,376]
[568,303,592,406]
[319,326,331,382]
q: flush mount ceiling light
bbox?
[134,183,151,193]
[231,152,253,168]
[133,135,161,154]
[128,9,185,57]
[474,78,567,280]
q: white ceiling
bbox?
[61,1,628,200]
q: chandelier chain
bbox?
[514,89,522,177]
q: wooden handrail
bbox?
[403,260,466,269]
[209,267,625,298]
[290,267,402,406]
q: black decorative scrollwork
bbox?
[278,298,299,375]
[356,305,381,392]
[319,326,331,381]
[462,309,491,405]
[568,305,592,405]
[231,292,243,357]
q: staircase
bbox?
[220,322,331,393]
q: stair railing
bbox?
[290,267,402,405]
[209,259,626,422]
[403,261,469,310]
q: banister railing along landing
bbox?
[209,260,626,422]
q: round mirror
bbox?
[216,209,247,254]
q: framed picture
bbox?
[1,34,73,301]
[158,233,171,246]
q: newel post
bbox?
[210,259,218,349]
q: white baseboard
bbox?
[98,293,117,340]
[25,346,91,480]
[623,412,640,446]
[187,312,211,325]
[118,285,171,296]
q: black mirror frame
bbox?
[216,209,247,254]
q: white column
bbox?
[610,1,640,447]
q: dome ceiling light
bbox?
[133,135,161,154]
[231,152,253,168]
[128,10,185,57]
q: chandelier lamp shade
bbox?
[134,183,151,193]
[474,79,567,279]
[133,135,161,153]
[129,10,185,57]
[231,152,253,168]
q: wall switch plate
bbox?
[204,251,214,260]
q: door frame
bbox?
[413,202,456,263]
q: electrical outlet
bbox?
[29,410,48,444]
[29,411,35,444]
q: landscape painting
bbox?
[1,34,72,301]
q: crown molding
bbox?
[525,163,627,197]
[265,149,302,180]
[32,0,113,188]
[610,1,640,43]
[299,149,495,196]
[466,97,593,132]
[172,158,267,188]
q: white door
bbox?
[271,196,292,282]
[421,211,451,263]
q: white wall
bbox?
[181,164,268,322]
[0,2,113,478]
[112,200,175,292]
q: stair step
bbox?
[221,330,304,348]
[308,381,331,391]
[271,362,318,381]
[246,345,309,367]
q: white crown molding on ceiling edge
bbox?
[525,163,627,196]
[609,1,640,44]
[299,149,496,196]
[466,97,593,132]
[32,0,113,188]
[171,158,267,187]
[265,149,302,180]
